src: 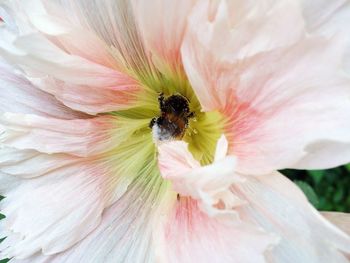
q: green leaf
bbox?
[307,170,325,184]
[294,180,319,208]
[333,188,344,203]
[345,163,350,172]
[0,196,4,221]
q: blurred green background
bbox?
[281,165,350,212]
[0,166,349,262]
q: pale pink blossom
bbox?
[0,0,350,262]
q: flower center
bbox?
[111,69,224,165]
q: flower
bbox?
[0,0,350,262]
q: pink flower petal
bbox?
[157,133,350,262]
[0,156,130,259]
[2,169,168,262]
[155,196,276,263]
[228,38,350,173]
[0,60,83,119]
[1,1,350,262]
[30,77,140,116]
[18,0,120,69]
[182,0,350,174]
[0,3,141,114]
[50,0,153,79]
[182,0,305,111]
[0,113,126,157]
[0,129,158,260]
[156,137,278,262]
[133,0,196,73]
[232,172,350,262]
[9,187,275,263]
[0,147,77,179]
[158,138,243,221]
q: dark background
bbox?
[281,165,350,212]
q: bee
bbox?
[150,93,195,142]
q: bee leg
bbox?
[158,92,165,111]
[184,118,189,128]
[149,117,157,128]
[187,112,195,118]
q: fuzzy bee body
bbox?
[150,93,194,141]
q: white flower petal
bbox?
[0,60,82,119]
[0,133,158,260]
[18,0,122,69]
[0,147,76,178]
[0,113,145,157]
[232,172,350,263]
[3,167,168,263]
[0,172,19,193]
[29,77,140,116]
[158,139,243,222]
[132,0,196,73]
[228,37,350,173]
[323,212,350,236]
[184,0,350,174]
[302,0,348,31]
[0,2,142,114]
[154,195,277,263]
[301,0,350,73]
[0,157,129,259]
[53,0,151,77]
[214,134,229,161]
[182,0,305,111]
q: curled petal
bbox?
[158,137,243,221]
[214,133,229,161]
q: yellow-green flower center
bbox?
[111,67,224,166]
